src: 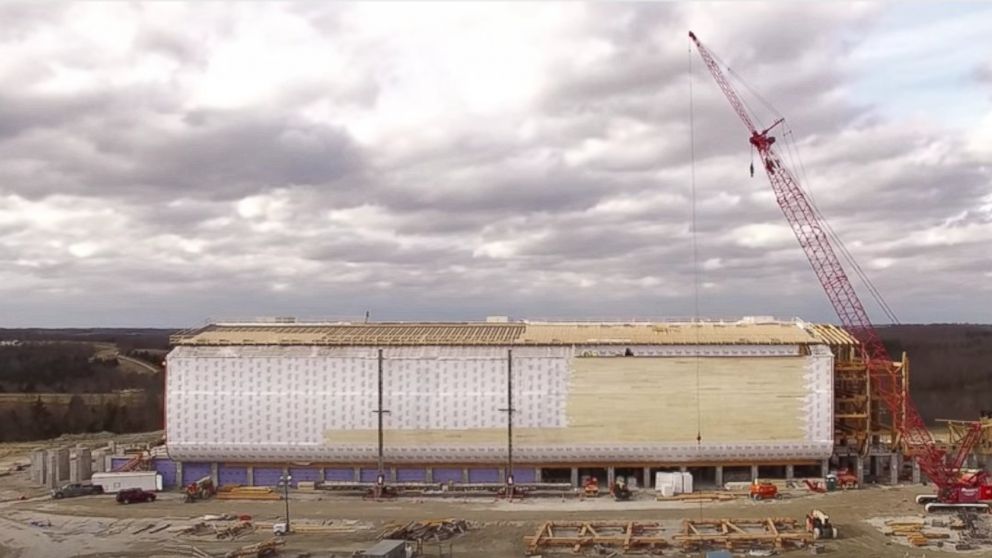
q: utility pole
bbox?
[499,349,515,499]
[372,348,390,499]
[278,473,292,534]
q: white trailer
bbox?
[91,471,162,493]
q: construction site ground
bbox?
[4,461,992,558]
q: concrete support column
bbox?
[70,447,92,482]
[534,468,542,483]
[750,464,759,481]
[855,456,865,486]
[46,452,59,489]
[570,467,579,488]
[353,466,361,483]
[78,448,91,482]
[890,454,900,485]
[389,467,397,483]
[821,459,829,478]
[210,463,219,486]
[912,460,921,484]
[318,467,326,484]
[872,456,882,479]
[607,467,615,487]
[714,466,724,489]
[461,468,469,483]
[247,466,255,486]
[30,450,45,484]
[175,461,184,485]
[55,447,70,482]
[785,464,795,481]
[498,467,506,483]
[643,467,652,488]
[426,467,433,483]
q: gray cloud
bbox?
[0,2,989,327]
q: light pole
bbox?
[278,474,293,534]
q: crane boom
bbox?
[688,31,982,503]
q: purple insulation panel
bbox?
[359,468,381,483]
[110,458,131,471]
[433,468,463,484]
[511,468,537,483]
[468,468,500,484]
[324,468,355,482]
[396,468,426,482]
[218,465,248,487]
[153,459,178,488]
[182,463,211,485]
[289,468,320,486]
[253,467,284,487]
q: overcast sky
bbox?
[1,2,990,327]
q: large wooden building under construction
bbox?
[152,318,908,489]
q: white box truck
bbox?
[91,471,162,493]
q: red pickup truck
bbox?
[116,488,156,504]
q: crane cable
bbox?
[688,35,703,449]
[688,37,704,520]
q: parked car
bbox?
[116,487,156,504]
[51,483,104,499]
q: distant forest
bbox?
[0,330,173,442]
[878,324,992,423]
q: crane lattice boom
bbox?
[688,31,981,502]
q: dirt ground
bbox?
[1,461,987,558]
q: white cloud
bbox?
[0,2,989,326]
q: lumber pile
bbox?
[379,518,469,542]
[179,522,212,536]
[884,520,950,547]
[162,544,211,558]
[525,521,668,555]
[215,521,255,540]
[216,486,280,500]
[224,538,284,558]
[657,491,739,502]
[255,520,365,534]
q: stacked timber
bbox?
[223,538,284,558]
[656,491,739,502]
[215,485,280,500]
[884,520,950,547]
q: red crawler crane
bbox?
[689,31,987,512]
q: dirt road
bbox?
[0,467,982,558]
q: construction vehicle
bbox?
[833,469,859,489]
[690,31,990,513]
[183,475,217,503]
[611,477,632,501]
[805,509,838,540]
[749,479,779,501]
[583,477,600,497]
